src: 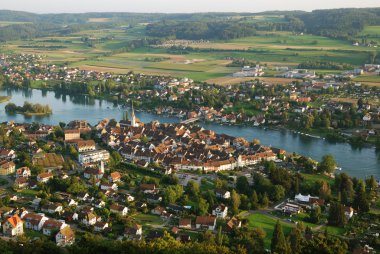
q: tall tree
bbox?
[271,220,290,254]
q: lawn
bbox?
[301,173,334,186]
[132,213,163,226]
[20,189,39,197]
[245,213,293,248]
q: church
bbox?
[119,102,144,128]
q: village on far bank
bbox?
[1,54,380,148]
[0,101,379,253]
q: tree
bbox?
[308,206,322,224]
[271,185,285,202]
[271,220,290,254]
[328,202,347,227]
[317,180,331,200]
[231,190,241,215]
[186,180,200,198]
[236,176,250,195]
[251,191,259,210]
[260,192,269,208]
[197,197,209,215]
[288,226,304,254]
[317,154,337,173]
[353,183,370,213]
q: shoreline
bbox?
[0,96,11,103]
[3,86,376,148]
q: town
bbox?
[1,54,380,148]
[0,107,379,253]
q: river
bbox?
[0,88,379,179]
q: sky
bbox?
[1,0,379,14]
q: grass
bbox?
[132,213,163,226]
[301,173,334,186]
[19,189,39,197]
[1,26,377,84]
[246,213,293,248]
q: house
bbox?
[94,221,109,232]
[109,172,121,183]
[100,182,118,191]
[195,216,217,231]
[64,129,80,141]
[23,213,48,231]
[78,150,110,164]
[37,172,53,183]
[212,204,228,219]
[41,203,63,215]
[124,223,142,240]
[215,189,231,199]
[75,140,96,153]
[0,160,16,175]
[140,184,157,194]
[94,200,106,208]
[77,192,90,202]
[344,206,354,220]
[179,218,192,229]
[42,219,66,236]
[80,212,97,226]
[225,217,242,231]
[62,211,78,222]
[146,193,162,204]
[110,204,128,216]
[2,215,23,237]
[14,177,29,189]
[16,167,31,178]
[151,206,166,216]
[56,226,75,246]
[83,167,103,180]
[0,149,16,160]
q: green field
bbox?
[246,213,293,248]
[1,23,377,84]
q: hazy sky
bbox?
[1,0,379,13]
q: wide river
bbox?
[0,88,379,179]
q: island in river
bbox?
[0,96,11,103]
[5,101,52,116]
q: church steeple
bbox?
[131,101,137,127]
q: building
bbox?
[64,129,80,141]
[56,226,75,246]
[195,216,216,231]
[3,215,23,237]
[16,167,31,178]
[0,160,16,175]
[215,189,231,199]
[75,140,96,152]
[42,219,66,236]
[78,150,110,164]
[37,172,54,183]
[212,204,228,219]
[23,213,48,231]
[94,221,109,232]
[124,224,142,240]
[110,204,128,216]
[179,218,192,229]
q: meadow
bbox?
[1,22,378,85]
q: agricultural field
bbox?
[0,24,376,83]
